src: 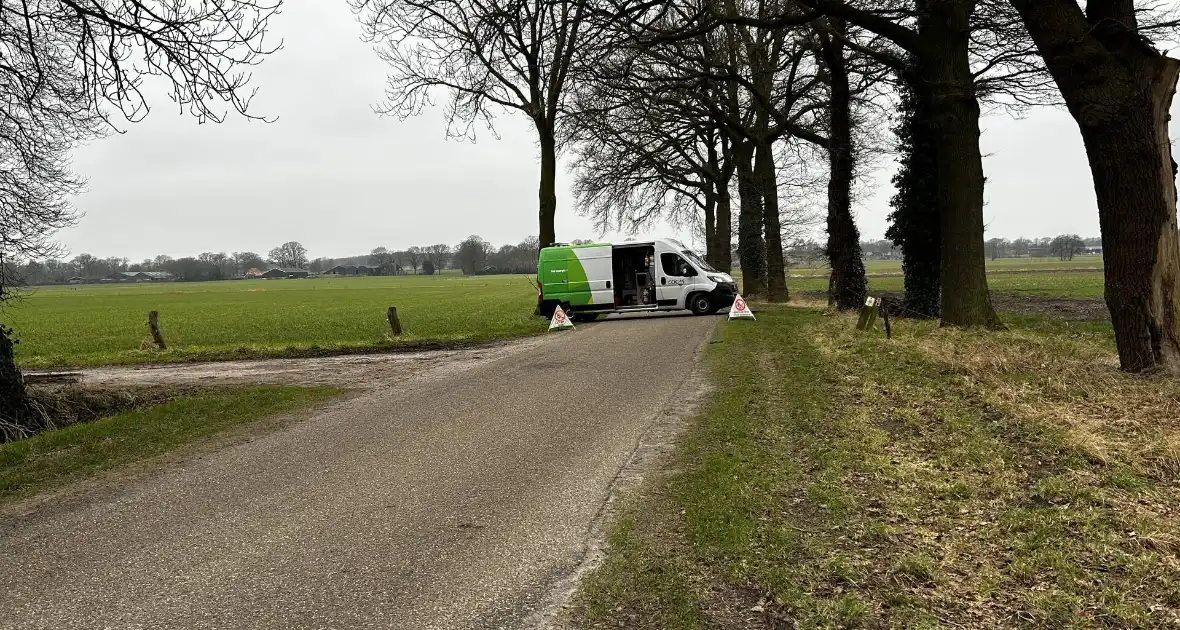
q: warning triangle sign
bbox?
[549,305,575,330]
[728,294,755,320]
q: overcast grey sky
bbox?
[59,1,1177,262]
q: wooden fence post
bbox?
[147,311,167,350]
[387,306,403,337]
[856,297,878,330]
[881,298,893,340]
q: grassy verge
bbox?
[19,336,530,370]
[571,307,1180,628]
[0,386,341,503]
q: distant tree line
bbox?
[8,235,567,286]
[782,234,1101,266]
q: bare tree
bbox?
[566,35,736,270]
[1049,234,1083,262]
[199,252,233,279]
[455,235,492,275]
[369,247,395,274]
[406,246,423,274]
[0,0,280,433]
[269,242,308,268]
[424,244,453,274]
[233,251,266,275]
[697,0,1044,323]
[351,0,594,248]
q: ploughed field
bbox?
[4,257,1106,368]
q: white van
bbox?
[536,238,737,320]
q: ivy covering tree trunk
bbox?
[819,17,867,310]
[887,65,941,318]
[708,138,735,273]
[0,324,35,441]
[757,140,789,302]
[735,141,768,297]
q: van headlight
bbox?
[707,274,728,283]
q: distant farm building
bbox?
[108,271,175,282]
[325,265,381,276]
[261,267,309,279]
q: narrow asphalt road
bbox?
[0,313,716,630]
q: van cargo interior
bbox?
[613,245,656,308]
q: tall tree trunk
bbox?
[756,140,788,302]
[1011,0,1180,372]
[538,122,558,248]
[1086,72,1180,371]
[820,17,867,310]
[717,182,734,272]
[716,137,736,273]
[923,0,999,327]
[735,140,767,297]
[887,64,941,318]
[703,183,719,267]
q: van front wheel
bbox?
[688,293,713,316]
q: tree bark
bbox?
[716,136,736,273]
[703,183,719,267]
[923,0,1000,327]
[1010,0,1180,371]
[756,140,788,302]
[717,182,734,272]
[820,17,867,310]
[734,140,767,297]
[147,310,167,350]
[538,123,558,248]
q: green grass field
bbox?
[2,258,1107,368]
[5,275,545,368]
[786,270,1106,298]
[787,256,1106,298]
[794,256,1105,274]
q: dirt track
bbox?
[67,339,546,389]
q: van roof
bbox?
[541,238,688,250]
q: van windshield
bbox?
[681,250,718,273]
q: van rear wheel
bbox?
[688,293,713,316]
